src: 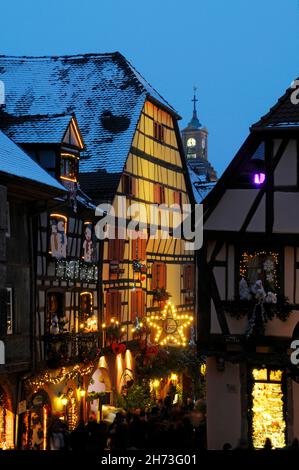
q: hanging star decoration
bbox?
[146,301,193,347]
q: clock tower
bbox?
[181,88,217,183]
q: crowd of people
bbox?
[48,399,207,451]
[47,398,299,451]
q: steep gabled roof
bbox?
[0,113,74,144]
[0,53,178,199]
[0,129,66,192]
[252,78,299,129]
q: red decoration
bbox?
[111,342,126,355]
[146,345,159,357]
[141,275,146,281]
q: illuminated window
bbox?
[240,250,279,292]
[0,387,14,449]
[5,288,13,335]
[79,292,97,331]
[60,153,78,182]
[47,292,66,334]
[49,214,68,259]
[251,368,286,449]
[153,121,164,143]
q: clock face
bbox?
[187,137,196,147]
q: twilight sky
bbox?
[1,0,298,175]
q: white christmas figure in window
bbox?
[56,220,67,259]
[265,291,277,304]
[50,221,59,258]
[83,224,94,262]
[251,279,266,301]
[50,314,59,334]
[239,278,252,300]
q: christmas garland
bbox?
[224,294,292,322]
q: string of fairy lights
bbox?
[27,363,95,393]
[240,251,279,288]
[146,301,194,347]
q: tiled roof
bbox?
[0,113,73,144]
[0,129,66,191]
[252,79,299,129]
[0,53,178,199]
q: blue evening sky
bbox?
[1,0,298,175]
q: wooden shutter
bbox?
[108,239,125,262]
[131,289,145,321]
[184,264,195,291]
[132,236,147,261]
[131,177,136,197]
[154,183,161,204]
[173,191,182,208]
[151,262,167,290]
[122,174,135,196]
[154,184,165,205]
[106,290,122,322]
[160,185,165,204]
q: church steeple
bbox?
[188,86,201,129]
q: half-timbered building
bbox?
[0,110,104,447]
[0,53,196,425]
[0,128,65,449]
[199,81,299,449]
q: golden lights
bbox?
[240,251,279,288]
[147,301,193,347]
[251,368,286,449]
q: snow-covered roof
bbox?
[1,114,73,144]
[0,129,66,191]
[0,53,178,199]
[188,165,216,203]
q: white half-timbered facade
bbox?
[199,81,299,449]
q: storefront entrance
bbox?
[250,368,286,448]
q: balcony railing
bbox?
[43,331,102,368]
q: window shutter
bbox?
[122,174,135,196]
[151,262,167,290]
[184,264,195,291]
[154,183,161,204]
[117,239,125,262]
[132,238,138,260]
[173,191,182,208]
[160,186,165,204]
[160,263,167,288]
[131,177,136,197]
[108,239,125,262]
[106,290,122,322]
[151,263,158,290]
[131,289,145,321]
[140,238,147,261]
[132,237,147,261]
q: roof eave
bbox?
[147,95,181,121]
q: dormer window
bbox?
[60,152,79,182]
